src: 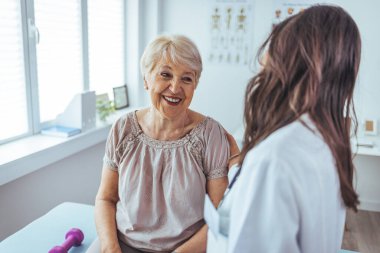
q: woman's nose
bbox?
[169,78,181,94]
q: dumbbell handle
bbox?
[49,228,84,253]
[61,234,79,251]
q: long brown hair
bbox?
[240,5,361,210]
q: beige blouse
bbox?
[103,111,229,252]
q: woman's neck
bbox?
[141,107,193,141]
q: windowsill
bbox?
[0,107,139,186]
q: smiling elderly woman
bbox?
[93,35,231,253]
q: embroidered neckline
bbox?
[130,111,209,148]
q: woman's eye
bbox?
[160,72,172,78]
[182,77,193,83]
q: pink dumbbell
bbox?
[49,228,84,253]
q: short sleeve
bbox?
[202,119,230,180]
[103,117,125,171]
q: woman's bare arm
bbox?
[225,131,240,169]
[94,167,122,253]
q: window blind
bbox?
[88,0,125,99]
[0,0,29,141]
[34,0,83,122]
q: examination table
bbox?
[0,202,358,253]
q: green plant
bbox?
[96,100,115,122]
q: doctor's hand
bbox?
[225,130,240,169]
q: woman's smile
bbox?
[162,95,182,106]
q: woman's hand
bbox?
[225,131,240,169]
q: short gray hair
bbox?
[140,34,203,83]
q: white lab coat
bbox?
[206,115,346,253]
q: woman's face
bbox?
[145,59,197,120]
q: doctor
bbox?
[205,5,361,253]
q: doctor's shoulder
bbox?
[243,119,320,172]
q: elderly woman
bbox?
[94,34,231,253]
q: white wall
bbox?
[0,142,104,240]
[158,0,261,132]
[158,0,380,133]
[354,155,380,211]
[342,0,380,125]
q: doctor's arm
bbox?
[228,159,301,253]
[173,177,228,253]
[94,167,122,253]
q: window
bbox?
[88,0,125,99]
[0,0,126,144]
[34,0,84,122]
[0,0,29,141]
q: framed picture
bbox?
[364,119,378,136]
[113,85,129,110]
